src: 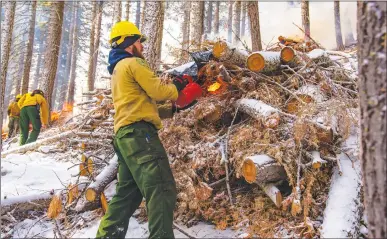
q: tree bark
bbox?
[301,0,310,41]
[227,1,233,42]
[334,1,345,51]
[358,2,387,238]
[21,1,37,94]
[92,2,103,86]
[213,1,220,35]
[343,13,356,47]
[87,2,97,92]
[15,36,25,96]
[141,1,165,71]
[180,1,191,63]
[125,0,130,21]
[232,1,241,44]
[65,14,79,107]
[241,2,246,37]
[32,29,46,91]
[206,1,213,34]
[190,2,205,49]
[39,2,65,114]
[135,0,141,28]
[247,1,262,51]
[114,1,122,23]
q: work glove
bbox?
[172,76,189,92]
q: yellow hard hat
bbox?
[16,94,22,100]
[109,21,147,47]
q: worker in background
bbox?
[96,21,190,239]
[7,94,22,139]
[17,89,49,145]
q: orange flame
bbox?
[51,111,61,122]
[208,82,221,92]
[206,76,228,95]
[62,102,74,112]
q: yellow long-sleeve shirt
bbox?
[8,101,20,118]
[111,57,178,133]
[18,93,49,125]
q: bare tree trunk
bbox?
[232,1,241,44]
[87,2,97,92]
[66,5,79,106]
[38,2,65,115]
[190,2,205,49]
[15,37,25,96]
[135,0,141,28]
[114,1,122,23]
[248,1,262,51]
[125,0,130,21]
[358,2,387,238]
[213,1,220,35]
[343,12,356,47]
[334,1,345,50]
[21,1,37,94]
[301,0,310,41]
[241,2,246,37]
[206,1,213,34]
[0,1,16,145]
[32,31,45,91]
[180,1,191,63]
[92,2,103,85]
[141,1,165,71]
[59,2,76,109]
[227,1,233,42]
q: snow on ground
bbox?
[320,128,363,238]
[1,152,78,199]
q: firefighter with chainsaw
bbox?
[18,89,49,145]
[7,94,22,139]
[96,21,201,238]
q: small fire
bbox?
[207,82,221,92]
[51,111,61,122]
[62,102,74,112]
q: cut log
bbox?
[306,49,332,66]
[286,84,326,114]
[85,155,118,202]
[246,47,296,74]
[1,192,53,216]
[1,131,76,158]
[47,190,63,219]
[242,154,287,184]
[259,183,283,208]
[213,40,249,66]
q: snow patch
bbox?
[247,154,274,166]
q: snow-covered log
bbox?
[1,192,53,216]
[246,47,295,74]
[236,99,279,119]
[85,155,118,202]
[1,131,75,158]
[320,152,362,238]
[286,84,326,114]
[213,40,249,66]
[242,154,287,184]
[76,131,114,139]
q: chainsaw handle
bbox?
[182,74,193,84]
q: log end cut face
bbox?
[85,188,97,202]
[280,46,295,63]
[242,158,257,184]
[246,53,265,72]
[213,41,228,59]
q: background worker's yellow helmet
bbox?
[109,21,147,48]
[16,94,22,100]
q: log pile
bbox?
[157,40,359,237]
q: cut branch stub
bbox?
[260,183,283,208]
[47,191,63,219]
[101,192,108,213]
[242,155,287,184]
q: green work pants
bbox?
[8,116,19,138]
[19,106,42,145]
[96,121,177,239]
